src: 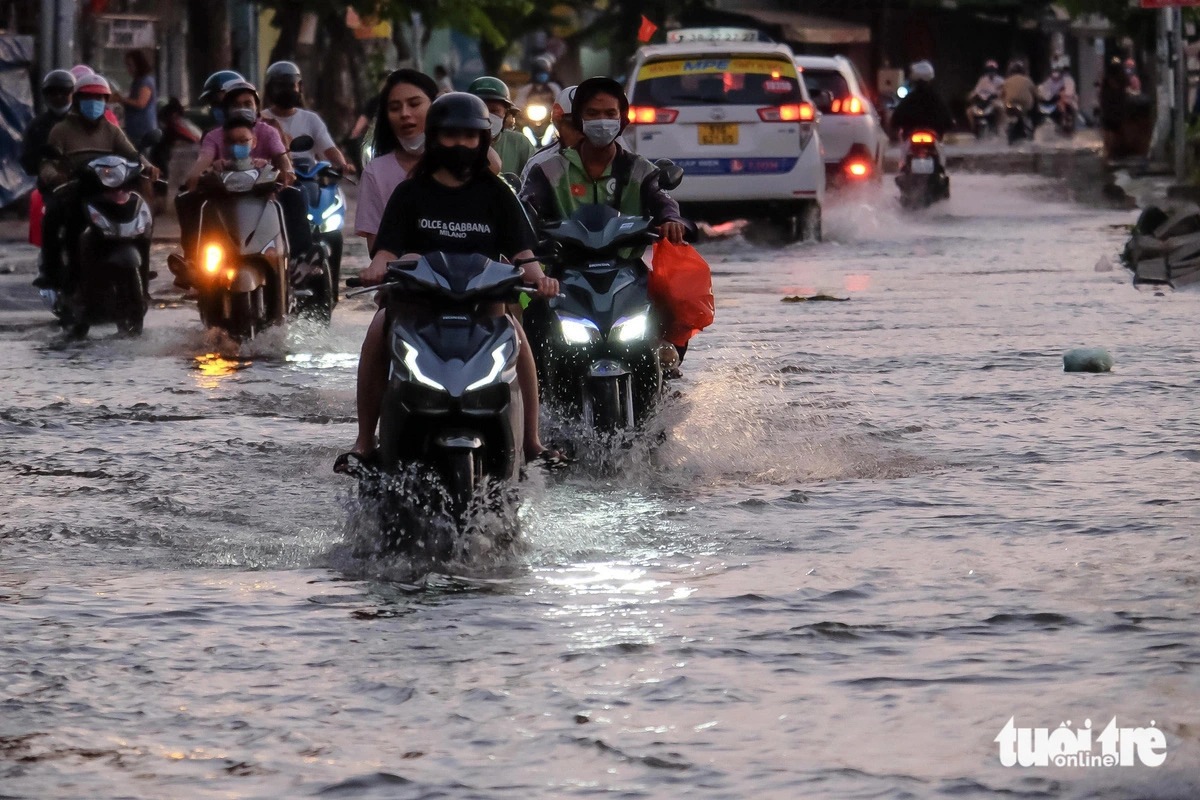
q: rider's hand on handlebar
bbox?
[532,275,559,299]
[658,221,686,244]
[252,158,269,169]
[144,164,162,183]
[279,170,296,187]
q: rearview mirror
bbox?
[654,158,684,191]
[289,134,315,153]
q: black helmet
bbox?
[426,91,492,133]
[571,76,629,132]
[42,69,76,92]
[422,92,492,180]
[199,69,244,105]
[265,60,301,85]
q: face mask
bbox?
[582,118,621,148]
[535,72,550,84]
[79,98,106,121]
[400,133,425,153]
[437,145,478,180]
[49,103,71,116]
[274,89,302,109]
[489,114,504,138]
[212,107,226,126]
[230,143,252,161]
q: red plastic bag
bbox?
[649,240,715,348]
[28,188,43,247]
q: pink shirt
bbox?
[199,120,286,162]
[355,151,410,237]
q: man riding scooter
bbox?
[889,61,953,200]
[1037,66,1078,133]
[468,76,534,175]
[520,76,693,366]
[967,60,1004,136]
[261,60,352,173]
[36,74,160,291]
[21,70,75,256]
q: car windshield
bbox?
[633,56,803,107]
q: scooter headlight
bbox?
[320,212,343,233]
[558,315,600,345]
[610,311,650,343]
[465,343,511,391]
[401,341,446,391]
[526,104,548,123]
[223,171,256,193]
[95,163,127,188]
[203,243,224,275]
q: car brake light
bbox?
[627,106,678,124]
[911,131,936,144]
[759,103,814,122]
[846,161,870,178]
[831,96,865,115]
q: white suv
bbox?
[794,55,889,188]
[624,29,825,241]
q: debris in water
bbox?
[1063,347,1113,373]
[782,294,848,303]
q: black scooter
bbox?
[896,130,950,210]
[42,138,164,338]
[345,253,528,553]
[526,205,666,432]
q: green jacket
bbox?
[520,145,682,225]
[493,129,534,176]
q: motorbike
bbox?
[41,143,163,339]
[525,205,666,432]
[520,85,558,148]
[967,93,1000,138]
[344,254,527,547]
[1006,103,1034,145]
[292,151,346,318]
[1038,94,1077,136]
[896,130,950,210]
[188,160,292,341]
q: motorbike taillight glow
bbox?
[910,132,936,144]
[846,161,871,178]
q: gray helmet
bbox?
[42,69,76,92]
[219,79,261,109]
[426,92,492,133]
[265,60,302,85]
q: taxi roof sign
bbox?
[666,27,765,44]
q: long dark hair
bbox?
[372,69,438,157]
[126,49,152,79]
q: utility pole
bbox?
[1173,6,1187,181]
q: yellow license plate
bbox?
[698,123,738,145]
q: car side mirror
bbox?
[289,134,315,153]
[654,158,684,191]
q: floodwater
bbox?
[2,175,1198,799]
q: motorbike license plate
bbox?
[911,157,935,175]
[698,123,738,146]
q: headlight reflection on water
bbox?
[193,353,252,388]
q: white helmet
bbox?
[910,60,935,82]
[555,85,577,115]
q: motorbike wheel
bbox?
[588,377,627,432]
[306,266,334,323]
[229,290,259,341]
[116,269,148,336]
[443,450,478,522]
[324,231,343,304]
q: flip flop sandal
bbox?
[333,451,378,477]
[532,449,572,471]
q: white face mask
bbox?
[489,113,504,138]
[49,103,71,116]
[582,118,621,148]
[399,132,425,153]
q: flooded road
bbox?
[2,175,1198,799]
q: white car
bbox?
[624,28,825,241]
[794,55,889,188]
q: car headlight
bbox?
[466,343,510,391]
[611,311,649,343]
[402,341,445,391]
[526,104,548,123]
[558,315,600,345]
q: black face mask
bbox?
[437,145,478,180]
[274,89,302,109]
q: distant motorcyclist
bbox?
[20,70,75,186]
[197,69,244,127]
[514,55,562,109]
[261,60,352,173]
[520,85,581,184]
[971,60,1005,101]
[1001,60,1036,116]
[468,75,534,175]
[1038,66,1078,120]
[35,74,159,290]
[889,61,954,140]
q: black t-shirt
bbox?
[373,172,537,260]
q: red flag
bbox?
[637,15,658,43]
